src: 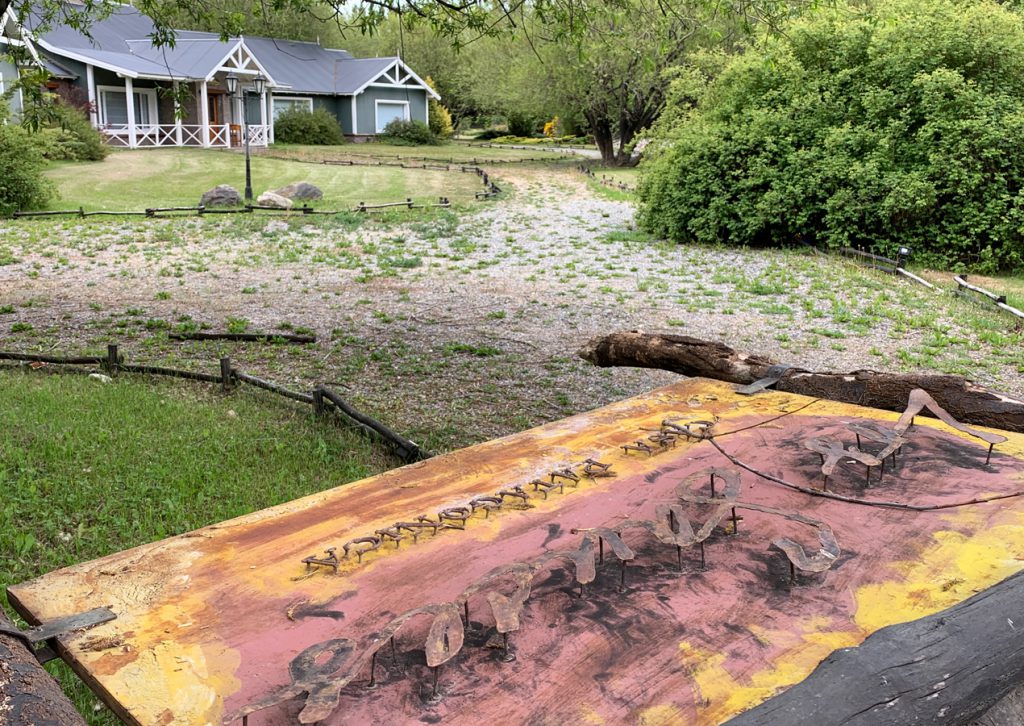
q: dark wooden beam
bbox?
[725,569,1024,725]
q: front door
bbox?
[207,91,224,143]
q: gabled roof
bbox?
[17,4,438,98]
[226,38,438,98]
[24,4,265,81]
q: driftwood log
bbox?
[0,608,86,726]
[726,569,1024,726]
[578,332,1024,433]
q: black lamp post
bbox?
[225,72,267,203]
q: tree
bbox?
[2,0,821,56]
[461,3,742,165]
[638,0,1024,271]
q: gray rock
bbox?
[257,191,293,209]
[274,181,323,201]
[200,184,242,208]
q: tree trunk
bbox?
[577,331,1024,432]
[725,569,1024,726]
[0,608,87,726]
[589,116,616,165]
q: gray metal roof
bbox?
[26,4,434,97]
[243,36,392,94]
[39,50,77,78]
[29,5,237,78]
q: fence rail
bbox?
[577,164,635,193]
[1,344,426,463]
[12,199,454,221]
[954,276,1024,321]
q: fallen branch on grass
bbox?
[168,332,316,344]
[577,331,1024,432]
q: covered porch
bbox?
[93,41,275,150]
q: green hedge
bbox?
[0,100,55,217]
[35,100,110,161]
[379,119,438,146]
[273,107,344,145]
[639,0,1024,271]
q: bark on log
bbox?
[0,608,86,726]
[725,569,1024,726]
[577,332,1024,433]
[168,332,316,344]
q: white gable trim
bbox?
[205,38,276,85]
[351,58,439,100]
[1,6,42,64]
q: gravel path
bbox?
[1,163,1021,449]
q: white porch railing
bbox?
[100,124,235,149]
[246,125,270,147]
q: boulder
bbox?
[274,181,323,201]
[257,191,293,209]
[199,184,242,208]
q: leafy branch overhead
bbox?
[3,0,824,47]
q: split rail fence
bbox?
[13,161,503,220]
[0,344,425,463]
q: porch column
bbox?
[351,95,357,135]
[124,76,137,148]
[172,80,183,146]
[85,64,97,127]
[267,91,274,143]
[199,80,210,148]
[259,86,267,144]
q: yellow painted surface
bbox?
[8,378,1024,725]
[678,618,863,723]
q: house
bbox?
[0,3,439,147]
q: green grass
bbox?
[268,141,566,163]
[1,369,395,723]
[0,370,389,596]
[42,148,483,211]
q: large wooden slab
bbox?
[9,378,1024,725]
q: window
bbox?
[272,97,313,120]
[375,100,409,133]
[98,86,158,128]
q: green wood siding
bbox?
[355,87,428,135]
[0,55,20,118]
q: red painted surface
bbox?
[9,381,1024,726]
[224,417,1023,725]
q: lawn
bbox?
[0,369,393,723]
[268,140,579,163]
[42,148,485,211]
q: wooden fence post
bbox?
[219,358,234,393]
[105,344,119,375]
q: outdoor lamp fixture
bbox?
[225,72,266,202]
[896,245,912,269]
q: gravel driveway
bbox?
[1,163,1021,449]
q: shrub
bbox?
[273,107,344,145]
[428,101,454,140]
[424,77,454,140]
[379,119,437,146]
[36,99,109,161]
[505,111,538,137]
[0,105,56,216]
[639,0,1024,271]
[474,128,505,140]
